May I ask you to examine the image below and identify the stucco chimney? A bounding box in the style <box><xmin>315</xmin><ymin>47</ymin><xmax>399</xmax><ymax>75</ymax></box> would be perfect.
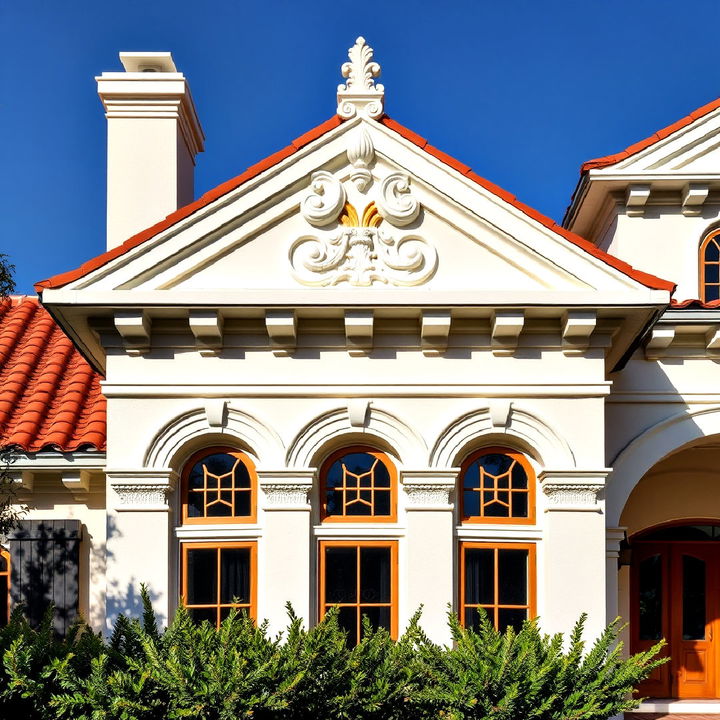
<box><xmin>97</xmin><ymin>52</ymin><xmax>205</xmax><ymax>250</ymax></box>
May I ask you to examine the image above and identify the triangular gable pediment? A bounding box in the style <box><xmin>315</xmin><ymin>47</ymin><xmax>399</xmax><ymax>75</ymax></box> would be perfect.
<box><xmin>40</xmin><ymin>116</ymin><xmax>671</xmax><ymax>305</ymax></box>
<box><xmin>585</xmin><ymin>101</ymin><xmax>720</xmax><ymax>176</ymax></box>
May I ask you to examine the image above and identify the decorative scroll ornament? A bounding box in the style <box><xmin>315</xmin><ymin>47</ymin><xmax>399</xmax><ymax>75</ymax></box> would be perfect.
<box><xmin>347</xmin><ymin>128</ymin><xmax>375</xmax><ymax>191</ymax></box>
<box><xmin>301</xmin><ymin>171</ymin><xmax>347</xmax><ymax>227</ymax></box>
<box><xmin>376</xmin><ymin>173</ymin><xmax>421</xmax><ymax>226</ymax></box>
<box><xmin>262</xmin><ymin>483</ymin><xmax>311</xmax><ymax>507</ymax></box>
<box><xmin>291</xmin><ymin>192</ymin><xmax>437</xmax><ymax>286</ymax></box>
<box><xmin>337</xmin><ymin>37</ymin><xmax>384</xmax><ymax>120</ymax></box>
<box><xmin>113</xmin><ymin>483</ymin><xmax>172</xmax><ymax>510</ymax></box>
<box><xmin>542</xmin><ymin>482</ymin><xmax>604</xmax><ymax>510</ymax></box>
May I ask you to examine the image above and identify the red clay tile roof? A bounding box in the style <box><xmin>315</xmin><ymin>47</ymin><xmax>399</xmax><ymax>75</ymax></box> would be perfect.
<box><xmin>0</xmin><ymin>296</ymin><xmax>106</xmax><ymax>452</ymax></box>
<box><xmin>34</xmin><ymin>115</ymin><xmax>675</xmax><ymax>294</ymax></box>
<box><xmin>670</xmin><ymin>298</ymin><xmax>720</xmax><ymax>309</ymax></box>
<box><xmin>580</xmin><ymin>97</ymin><xmax>720</xmax><ymax>173</ymax></box>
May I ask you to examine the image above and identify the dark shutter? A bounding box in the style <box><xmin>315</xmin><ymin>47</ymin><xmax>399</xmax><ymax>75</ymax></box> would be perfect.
<box><xmin>8</xmin><ymin>519</ymin><xmax>81</xmax><ymax>635</ymax></box>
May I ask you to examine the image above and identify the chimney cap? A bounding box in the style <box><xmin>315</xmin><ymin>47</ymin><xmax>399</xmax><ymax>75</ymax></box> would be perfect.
<box><xmin>119</xmin><ymin>52</ymin><xmax>177</xmax><ymax>73</ymax></box>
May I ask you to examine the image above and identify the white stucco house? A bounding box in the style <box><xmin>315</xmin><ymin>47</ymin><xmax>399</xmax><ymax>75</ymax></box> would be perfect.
<box><xmin>4</xmin><ymin>38</ymin><xmax>720</xmax><ymax>705</ymax></box>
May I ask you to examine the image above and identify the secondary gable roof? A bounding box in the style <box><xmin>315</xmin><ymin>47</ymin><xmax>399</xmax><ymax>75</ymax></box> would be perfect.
<box><xmin>35</xmin><ymin>114</ymin><xmax>674</xmax><ymax>294</ymax></box>
<box><xmin>580</xmin><ymin>96</ymin><xmax>720</xmax><ymax>173</ymax></box>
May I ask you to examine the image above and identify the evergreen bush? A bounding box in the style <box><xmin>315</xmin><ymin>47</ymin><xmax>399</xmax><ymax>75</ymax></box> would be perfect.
<box><xmin>0</xmin><ymin>588</ymin><xmax>665</xmax><ymax>720</ymax></box>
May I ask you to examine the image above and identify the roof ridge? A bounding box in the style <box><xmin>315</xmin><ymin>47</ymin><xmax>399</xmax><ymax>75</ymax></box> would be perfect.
<box><xmin>580</xmin><ymin>96</ymin><xmax>720</xmax><ymax>173</ymax></box>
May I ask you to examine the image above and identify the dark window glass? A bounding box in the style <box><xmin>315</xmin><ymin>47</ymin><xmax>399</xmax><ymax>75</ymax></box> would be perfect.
<box><xmin>498</xmin><ymin>549</ymin><xmax>527</xmax><ymax>606</ymax></box>
<box><xmin>323</xmin><ymin>451</ymin><xmax>394</xmax><ymax>518</ymax></box>
<box><xmin>706</xmin><ymin>285</ymin><xmax>720</xmax><ymax>302</ymax></box>
<box><xmin>0</xmin><ymin>554</ymin><xmax>6</xmax><ymax>572</ymax></box>
<box><xmin>185</xmin><ymin>452</ymin><xmax>253</xmax><ymax>521</ymax></box>
<box><xmin>187</xmin><ymin>548</ymin><xmax>217</xmax><ymax>605</ymax></box>
<box><xmin>337</xmin><ymin>606</ymin><xmax>358</xmax><ymax>644</ymax></box>
<box><xmin>705</xmin><ymin>239</ymin><xmax>720</xmax><ymax>262</ymax></box>
<box><xmin>360</xmin><ymin>547</ymin><xmax>390</xmax><ymax>603</ymax></box>
<box><xmin>362</xmin><ymin>606</ymin><xmax>391</xmax><ymax>637</ymax></box>
<box><xmin>325</xmin><ymin>547</ymin><xmax>357</xmax><ymax>603</ymax></box>
<box><xmin>498</xmin><ymin>607</ymin><xmax>527</xmax><ymax>633</ymax></box>
<box><xmin>683</xmin><ymin>555</ymin><xmax>706</xmax><ymax>641</ymax></box>
<box><xmin>638</xmin><ymin>554</ymin><xmax>663</xmax><ymax>641</ymax></box>
<box><xmin>464</xmin><ymin>607</ymin><xmax>482</xmax><ymax>631</ymax></box>
<box><xmin>706</xmin><ymin>264</ymin><xmax>720</xmax><ymax>284</ymax></box>
<box><xmin>464</xmin><ymin>548</ymin><xmax>494</xmax><ymax>605</ymax></box>
<box><xmin>220</xmin><ymin>548</ymin><xmax>250</xmax><ymax>604</ymax></box>
<box><xmin>512</xmin><ymin>492</ymin><xmax>528</xmax><ymax>518</ymax></box>
<box><xmin>190</xmin><ymin>607</ymin><xmax>216</xmax><ymax>625</ymax></box>
<box><xmin>463</xmin><ymin>490</ymin><xmax>480</xmax><ymax>516</ymax></box>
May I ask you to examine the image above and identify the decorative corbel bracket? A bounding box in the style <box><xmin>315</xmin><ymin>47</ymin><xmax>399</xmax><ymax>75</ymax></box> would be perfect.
<box><xmin>682</xmin><ymin>183</ymin><xmax>710</xmax><ymax>216</ymax></box>
<box><xmin>491</xmin><ymin>311</ymin><xmax>524</xmax><ymax>356</ymax></box>
<box><xmin>189</xmin><ymin>310</ymin><xmax>224</xmax><ymax>357</ymax></box>
<box><xmin>345</xmin><ymin>311</ymin><xmax>373</xmax><ymax>356</ymax></box>
<box><xmin>421</xmin><ymin>311</ymin><xmax>452</xmax><ymax>356</ymax></box>
<box><xmin>115</xmin><ymin>311</ymin><xmax>151</xmax><ymax>356</ymax></box>
<box><xmin>265</xmin><ymin>311</ymin><xmax>297</xmax><ymax>356</ymax></box>
<box><xmin>62</xmin><ymin>470</ymin><xmax>91</xmax><ymax>494</ymax></box>
<box><xmin>645</xmin><ymin>326</ymin><xmax>675</xmax><ymax>359</ymax></box>
<box><xmin>562</xmin><ymin>311</ymin><xmax>596</xmax><ymax>355</ymax></box>
<box><xmin>625</xmin><ymin>184</ymin><xmax>651</xmax><ymax>216</ymax></box>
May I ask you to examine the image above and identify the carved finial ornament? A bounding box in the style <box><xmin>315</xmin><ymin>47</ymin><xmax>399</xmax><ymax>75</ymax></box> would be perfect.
<box><xmin>337</xmin><ymin>37</ymin><xmax>384</xmax><ymax>120</ymax></box>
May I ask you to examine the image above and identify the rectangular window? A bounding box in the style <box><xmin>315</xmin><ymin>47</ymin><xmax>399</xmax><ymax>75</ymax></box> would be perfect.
<box><xmin>460</xmin><ymin>542</ymin><xmax>535</xmax><ymax>632</ymax></box>
<box><xmin>319</xmin><ymin>540</ymin><xmax>397</xmax><ymax>645</ymax></box>
<box><xmin>181</xmin><ymin>542</ymin><xmax>256</xmax><ymax>626</ymax></box>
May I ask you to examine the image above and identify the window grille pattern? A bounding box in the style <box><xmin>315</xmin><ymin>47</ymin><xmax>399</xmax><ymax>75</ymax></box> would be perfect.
<box><xmin>183</xmin><ymin>449</ymin><xmax>256</xmax><ymax>524</ymax></box>
<box><xmin>701</xmin><ymin>232</ymin><xmax>720</xmax><ymax>302</ymax></box>
<box><xmin>319</xmin><ymin>541</ymin><xmax>397</xmax><ymax>645</ymax></box>
<box><xmin>182</xmin><ymin>542</ymin><xmax>255</xmax><ymax>627</ymax></box>
<box><xmin>321</xmin><ymin>448</ymin><xmax>396</xmax><ymax>521</ymax></box>
<box><xmin>460</xmin><ymin>448</ymin><xmax>534</xmax><ymax>524</ymax></box>
<box><xmin>460</xmin><ymin>542</ymin><xmax>535</xmax><ymax>632</ymax></box>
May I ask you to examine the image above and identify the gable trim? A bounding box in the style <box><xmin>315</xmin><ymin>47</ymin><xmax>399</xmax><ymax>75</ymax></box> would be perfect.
<box><xmin>580</xmin><ymin>97</ymin><xmax>720</xmax><ymax>173</ymax></box>
<box><xmin>35</xmin><ymin>114</ymin><xmax>675</xmax><ymax>294</ymax></box>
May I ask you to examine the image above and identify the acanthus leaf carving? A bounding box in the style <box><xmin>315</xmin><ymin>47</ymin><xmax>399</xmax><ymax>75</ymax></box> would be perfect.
<box><xmin>337</xmin><ymin>37</ymin><xmax>384</xmax><ymax>120</ymax></box>
<box><xmin>300</xmin><ymin>171</ymin><xmax>346</xmax><ymax>227</ymax></box>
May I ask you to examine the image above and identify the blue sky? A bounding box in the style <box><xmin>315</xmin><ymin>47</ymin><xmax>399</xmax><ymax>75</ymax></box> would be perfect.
<box><xmin>2</xmin><ymin>0</ymin><xmax>719</xmax><ymax>293</ymax></box>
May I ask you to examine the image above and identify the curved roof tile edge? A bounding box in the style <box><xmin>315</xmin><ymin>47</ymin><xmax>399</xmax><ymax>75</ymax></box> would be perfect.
<box><xmin>35</xmin><ymin>114</ymin><xmax>675</xmax><ymax>294</ymax></box>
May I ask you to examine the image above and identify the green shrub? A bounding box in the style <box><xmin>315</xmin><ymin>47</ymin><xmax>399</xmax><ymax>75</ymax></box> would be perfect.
<box><xmin>0</xmin><ymin>589</ymin><xmax>665</xmax><ymax>720</ymax></box>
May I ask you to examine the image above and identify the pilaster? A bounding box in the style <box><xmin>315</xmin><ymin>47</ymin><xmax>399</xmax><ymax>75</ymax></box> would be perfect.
<box><xmin>258</xmin><ymin>470</ymin><xmax>315</xmax><ymax>634</ymax></box>
<box><xmin>402</xmin><ymin>470</ymin><xmax>457</xmax><ymax>644</ymax></box>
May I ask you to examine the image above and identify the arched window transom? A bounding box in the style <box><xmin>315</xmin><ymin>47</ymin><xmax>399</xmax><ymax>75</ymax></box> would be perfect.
<box><xmin>320</xmin><ymin>447</ymin><xmax>397</xmax><ymax>522</ymax></box>
<box><xmin>182</xmin><ymin>448</ymin><xmax>257</xmax><ymax>524</ymax></box>
<box><xmin>460</xmin><ymin>447</ymin><xmax>535</xmax><ymax>524</ymax></box>
<box><xmin>700</xmin><ymin>231</ymin><xmax>720</xmax><ymax>302</ymax></box>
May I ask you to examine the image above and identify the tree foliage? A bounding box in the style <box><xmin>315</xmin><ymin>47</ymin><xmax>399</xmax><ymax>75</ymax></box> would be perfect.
<box><xmin>0</xmin><ymin>252</ymin><xmax>14</xmax><ymax>299</ymax></box>
<box><xmin>0</xmin><ymin>588</ymin><xmax>666</xmax><ymax>720</ymax></box>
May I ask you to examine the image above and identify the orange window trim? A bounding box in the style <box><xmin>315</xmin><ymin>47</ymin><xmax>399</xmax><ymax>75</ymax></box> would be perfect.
<box><xmin>180</xmin><ymin>541</ymin><xmax>257</xmax><ymax>627</ymax></box>
<box><xmin>459</xmin><ymin>541</ymin><xmax>537</xmax><ymax>629</ymax></box>
<box><xmin>699</xmin><ymin>230</ymin><xmax>720</xmax><ymax>303</ymax></box>
<box><xmin>0</xmin><ymin>548</ymin><xmax>9</xmax><ymax>625</ymax></box>
<box><xmin>319</xmin><ymin>446</ymin><xmax>398</xmax><ymax>523</ymax></box>
<box><xmin>318</xmin><ymin>539</ymin><xmax>398</xmax><ymax>641</ymax></box>
<box><xmin>459</xmin><ymin>446</ymin><xmax>536</xmax><ymax>525</ymax></box>
<box><xmin>181</xmin><ymin>447</ymin><xmax>258</xmax><ymax>525</ymax></box>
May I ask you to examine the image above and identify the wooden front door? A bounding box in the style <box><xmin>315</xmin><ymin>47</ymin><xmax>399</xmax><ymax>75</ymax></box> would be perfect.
<box><xmin>633</xmin><ymin>536</ymin><xmax>720</xmax><ymax>698</ymax></box>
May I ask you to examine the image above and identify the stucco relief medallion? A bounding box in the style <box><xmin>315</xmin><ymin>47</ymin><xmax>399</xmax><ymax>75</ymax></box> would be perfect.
<box><xmin>291</xmin><ymin>171</ymin><xmax>437</xmax><ymax>287</ymax></box>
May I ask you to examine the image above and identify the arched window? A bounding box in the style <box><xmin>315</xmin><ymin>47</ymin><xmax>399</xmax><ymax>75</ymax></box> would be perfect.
<box><xmin>459</xmin><ymin>447</ymin><xmax>535</xmax><ymax>524</ymax></box>
<box><xmin>320</xmin><ymin>447</ymin><xmax>397</xmax><ymax>522</ymax></box>
<box><xmin>700</xmin><ymin>230</ymin><xmax>720</xmax><ymax>302</ymax></box>
<box><xmin>181</xmin><ymin>447</ymin><xmax>257</xmax><ymax>525</ymax></box>
<box><xmin>0</xmin><ymin>548</ymin><xmax>9</xmax><ymax>626</ymax></box>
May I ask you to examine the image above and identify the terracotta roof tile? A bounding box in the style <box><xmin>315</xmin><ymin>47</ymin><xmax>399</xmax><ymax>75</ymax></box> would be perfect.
<box><xmin>0</xmin><ymin>296</ymin><xmax>105</xmax><ymax>452</ymax></box>
<box><xmin>34</xmin><ymin>113</ymin><xmax>674</xmax><ymax>294</ymax></box>
<box><xmin>670</xmin><ymin>298</ymin><xmax>720</xmax><ymax>309</ymax></box>
<box><xmin>580</xmin><ymin>96</ymin><xmax>720</xmax><ymax>173</ymax></box>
